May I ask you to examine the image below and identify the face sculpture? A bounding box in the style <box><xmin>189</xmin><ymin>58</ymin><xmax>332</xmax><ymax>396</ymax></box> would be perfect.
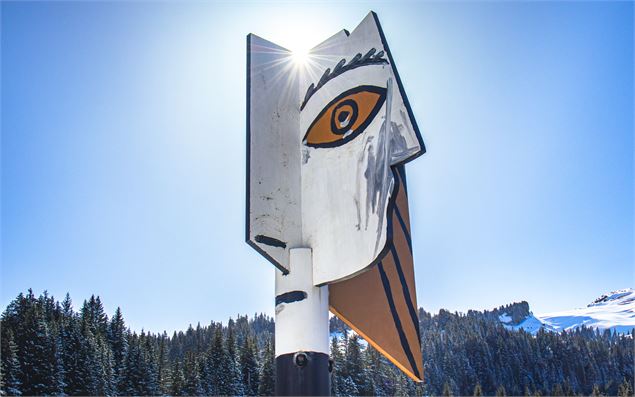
<box><xmin>299</xmin><ymin>17</ymin><xmax>424</xmax><ymax>285</ymax></box>
<box><xmin>247</xmin><ymin>12</ymin><xmax>425</xmax><ymax>381</ymax></box>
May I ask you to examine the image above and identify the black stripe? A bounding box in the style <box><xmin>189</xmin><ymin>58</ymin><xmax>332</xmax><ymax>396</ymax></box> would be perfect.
<box><xmin>275</xmin><ymin>291</ymin><xmax>307</xmax><ymax>305</ymax></box>
<box><xmin>255</xmin><ymin>235</ymin><xmax>287</xmax><ymax>248</ymax></box>
<box><xmin>377</xmin><ymin>261</ymin><xmax>421</xmax><ymax>379</ymax></box>
<box><xmin>394</xmin><ymin>205</ymin><xmax>412</xmax><ymax>254</ymax></box>
<box><xmin>396</xmin><ymin>165</ymin><xmax>408</xmax><ymax>195</ymax></box>
<box><xmin>390</xmin><ymin>246</ymin><xmax>422</xmax><ymax>345</ymax></box>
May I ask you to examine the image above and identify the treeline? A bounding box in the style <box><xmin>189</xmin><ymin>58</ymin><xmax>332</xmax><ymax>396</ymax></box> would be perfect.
<box><xmin>1</xmin><ymin>290</ymin><xmax>633</xmax><ymax>396</ymax></box>
<box><xmin>417</xmin><ymin>307</ymin><xmax>633</xmax><ymax>396</ymax></box>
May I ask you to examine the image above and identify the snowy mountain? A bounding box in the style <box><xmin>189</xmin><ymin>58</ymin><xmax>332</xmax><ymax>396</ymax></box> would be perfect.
<box><xmin>498</xmin><ymin>288</ymin><xmax>635</xmax><ymax>335</ymax></box>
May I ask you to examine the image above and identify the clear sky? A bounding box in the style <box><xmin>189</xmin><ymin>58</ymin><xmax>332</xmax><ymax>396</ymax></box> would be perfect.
<box><xmin>2</xmin><ymin>1</ymin><xmax>633</xmax><ymax>334</ymax></box>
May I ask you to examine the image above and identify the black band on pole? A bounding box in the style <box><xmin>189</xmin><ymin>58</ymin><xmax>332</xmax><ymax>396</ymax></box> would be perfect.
<box><xmin>276</xmin><ymin>351</ymin><xmax>330</xmax><ymax>396</ymax></box>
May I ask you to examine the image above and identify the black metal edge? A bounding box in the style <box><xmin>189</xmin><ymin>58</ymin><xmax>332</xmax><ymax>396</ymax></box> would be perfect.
<box><xmin>246</xmin><ymin>33</ymin><xmax>251</xmax><ymax>245</ymax></box>
<box><xmin>246</xmin><ymin>33</ymin><xmax>290</xmax><ymax>275</ymax></box>
<box><xmin>370</xmin><ymin>11</ymin><xmax>427</xmax><ymax>160</ymax></box>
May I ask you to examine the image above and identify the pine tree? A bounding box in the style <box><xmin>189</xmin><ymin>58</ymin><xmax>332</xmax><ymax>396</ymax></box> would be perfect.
<box><xmin>618</xmin><ymin>378</ymin><xmax>633</xmax><ymax>397</ymax></box>
<box><xmin>81</xmin><ymin>295</ymin><xmax>108</xmax><ymax>337</ymax></box>
<box><xmin>120</xmin><ymin>333</ymin><xmax>144</xmax><ymax>395</ymax></box>
<box><xmin>344</xmin><ymin>334</ymin><xmax>370</xmax><ymax>395</ymax></box>
<box><xmin>258</xmin><ymin>340</ymin><xmax>275</xmax><ymax>396</ymax></box>
<box><xmin>19</xmin><ymin>305</ymin><xmax>64</xmax><ymax>396</ymax></box>
<box><xmin>61</xmin><ymin>320</ymin><xmax>92</xmax><ymax>395</ymax></box>
<box><xmin>330</xmin><ymin>337</ymin><xmax>344</xmax><ymax>396</ymax></box>
<box><xmin>140</xmin><ymin>331</ymin><xmax>160</xmax><ymax>396</ymax></box>
<box><xmin>0</xmin><ymin>330</ymin><xmax>22</xmax><ymax>396</ymax></box>
<box><xmin>108</xmin><ymin>307</ymin><xmax>128</xmax><ymax>394</ymax></box>
<box><xmin>61</xmin><ymin>293</ymin><xmax>73</xmax><ymax>320</ymax></box>
<box><xmin>206</xmin><ymin>327</ymin><xmax>225</xmax><ymax>395</ymax></box>
<box><xmin>95</xmin><ymin>337</ymin><xmax>115</xmax><ymax>396</ymax></box>
<box><xmin>240</xmin><ymin>334</ymin><xmax>260</xmax><ymax>396</ymax></box>
<box><xmin>442</xmin><ymin>381</ymin><xmax>453</xmax><ymax>397</ymax></box>
<box><xmin>340</xmin><ymin>376</ymin><xmax>359</xmax><ymax>397</ymax></box>
<box><xmin>157</xmin><ymin>332</ymin><xmax>171</xmax><ymax>395</ymax></box>
<box><xmin>396</xmin><ymin>373</ymin><xmax>411</xmax><ymax>397</ymax></box>
<box><xmin>182</xmin><ymin>352</ymin><xmax>203</xmax><ymax>396</ymax></box>
<box><xmin>473</xmin><ymin>383</ymin><xmax>483</xmax><ymax>396</ymax></box>
<box><xmin>226</xmin><ymin>321</ymin><xmax>245</xmax><ymax>395</ymax></box>
<box><xmin>170</xmin><ymin>360</ymin><xmax>185</xmax><ymax>396</ymax></box>
<box><xmin>364</xmin><ymin>346</ymin><xmax>391</xmax><ymax>396</ymax></box>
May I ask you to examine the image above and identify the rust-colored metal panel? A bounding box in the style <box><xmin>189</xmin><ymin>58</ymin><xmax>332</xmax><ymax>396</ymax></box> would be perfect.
<box><xmin>329</xmin><ymin>165</ymin><xmax>423</xmax><ymax>382</ymax></box>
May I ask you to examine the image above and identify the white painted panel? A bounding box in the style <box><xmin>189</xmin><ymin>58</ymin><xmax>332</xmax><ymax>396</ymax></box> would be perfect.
<box><xmin>247</xmin><ymin>35</ymin><xmax>301</xmax><ymax>272</ymax></box>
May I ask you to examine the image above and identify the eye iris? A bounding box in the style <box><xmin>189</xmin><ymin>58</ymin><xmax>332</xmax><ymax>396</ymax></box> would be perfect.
<box><xmin>302</xmin><ymin>85</ymin><xmax>387</xmax><ymax>148</ymax></box>
<box><xmin>331</xmin><ymin>99</ymin><xmax>359</xmax><ymax>135</ymax></box>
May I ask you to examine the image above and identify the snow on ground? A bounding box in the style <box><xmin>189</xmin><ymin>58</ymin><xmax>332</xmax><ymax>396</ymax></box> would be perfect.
<box><xmin>498</xmin><ymin>313</ymin><xmax>512</xmax><ymax>323</ymax></box>
<box><xmin>537</xmin><ymin>288</ymin><xmax>635</xmax><ymax>335</ymax></box>
<box><xmin>503</xmin><ymin>314</ymin><xmax>555</xmax><ymax>334</ymax></box>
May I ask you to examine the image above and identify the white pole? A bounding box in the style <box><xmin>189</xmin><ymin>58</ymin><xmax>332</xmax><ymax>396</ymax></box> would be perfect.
<box><xmin>274</xmin><ymin>248</ymin><xmax>330</xmax><ymax>395</ymax></box>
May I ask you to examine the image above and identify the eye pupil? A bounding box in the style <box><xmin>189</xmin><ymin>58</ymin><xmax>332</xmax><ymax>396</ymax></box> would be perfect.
<box><xmin>331</xmin><ymin>99</ymin><xmax>359</xmax><ymax>135</ymax></box>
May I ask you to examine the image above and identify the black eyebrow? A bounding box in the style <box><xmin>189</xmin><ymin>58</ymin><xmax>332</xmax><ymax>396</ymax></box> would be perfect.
<box><xmin>300</xmin><ymin>48</ymin><xmax>389</xmax><ymax>111</ymax></box>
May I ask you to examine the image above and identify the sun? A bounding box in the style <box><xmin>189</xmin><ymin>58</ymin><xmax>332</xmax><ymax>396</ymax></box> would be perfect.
<box><xmin>291</xmin><ymin>47</ymin><xmax>310</xmax><ymax>65</ymax></box>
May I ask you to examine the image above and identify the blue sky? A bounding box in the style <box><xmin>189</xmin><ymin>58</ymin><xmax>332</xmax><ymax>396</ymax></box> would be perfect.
<box><xmin>2</xmin><ymin>1</ymin><xmax>632</xmax><ymax>333</ymax></box>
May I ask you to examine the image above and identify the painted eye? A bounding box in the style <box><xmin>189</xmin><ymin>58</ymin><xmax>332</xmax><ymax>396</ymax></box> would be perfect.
<box><xmin>303</xmin><ymin>85</ymin><xmax>387</xmax><ymax>148</ymax></box>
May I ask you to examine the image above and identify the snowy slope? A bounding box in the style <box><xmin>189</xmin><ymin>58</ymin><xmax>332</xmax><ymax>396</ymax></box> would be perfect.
<box><xmin>499</xmin><ymin>288</ymin><xmax>635</xmax><ymax>335</ymax></box>
<box><xmin>500</xmin><ymin>313</ymin><xmax>555</xmax><ymax>334</ymax></box>
<box><xmin>537</xmin><ymin>288</ymin><xmax>635</xmax><ymax>334</ymax></box>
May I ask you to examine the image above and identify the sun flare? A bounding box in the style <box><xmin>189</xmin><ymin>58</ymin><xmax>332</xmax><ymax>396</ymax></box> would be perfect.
<box><xmin>291</xmin><ymin>47</ymin><xmax>310</xmax><ymax>65</ymax></box>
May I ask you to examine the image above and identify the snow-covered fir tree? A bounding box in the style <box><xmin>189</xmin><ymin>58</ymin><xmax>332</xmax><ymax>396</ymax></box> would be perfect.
<box><xmin>257</xmin><ymin>340</ymin><xmax>275</xmax><ymax>396</ymax></box>
<box><xmin>240</xmin><ymin>334</ymin><xmax>260</xmax><ymax>396</ymax></box>
<box><xmin>0</xmin><ymin>330</ymin><xmax>22</xmax><ymax>396</ymax></box>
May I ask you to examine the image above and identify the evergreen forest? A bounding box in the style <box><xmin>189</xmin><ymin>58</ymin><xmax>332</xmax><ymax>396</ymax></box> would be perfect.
<box><xmin>1</xmin><ymin>290</ymin><xmax>633</xmax><ymax>396</ymax></box>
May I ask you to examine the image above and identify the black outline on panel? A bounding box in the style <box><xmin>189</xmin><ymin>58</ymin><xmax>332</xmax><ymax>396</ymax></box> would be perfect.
<box><xmin>245</xmin><ymin>34</ymin><xmax>289</xmax><ymax>275</ymax></box>
<box><xmin>377</xmin><ymin>261</ymin><xmax>421</xmax><ymax>380</ymax></box>
<box><xmin>303</xmin><ymin>85</ymin><xmax>387</xmax><ymax>149</ymax></box>
<box><xmin>370</xmin><ymin>11</ymin><xmax>426</xmax><ymax>159</ymax></box>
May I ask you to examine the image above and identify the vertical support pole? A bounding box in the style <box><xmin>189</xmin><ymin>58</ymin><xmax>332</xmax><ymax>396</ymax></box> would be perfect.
<box><xmin>275</xmin><ymin>248</ymin><xmax>330</xmax><ymax>396</ymax></box>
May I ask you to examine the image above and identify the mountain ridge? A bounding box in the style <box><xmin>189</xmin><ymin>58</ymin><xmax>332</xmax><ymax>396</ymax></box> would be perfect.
<box><xmin>497</xmin><ymin>288</ymin><xmax>635</xmax><ymax>335</ymax></box>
